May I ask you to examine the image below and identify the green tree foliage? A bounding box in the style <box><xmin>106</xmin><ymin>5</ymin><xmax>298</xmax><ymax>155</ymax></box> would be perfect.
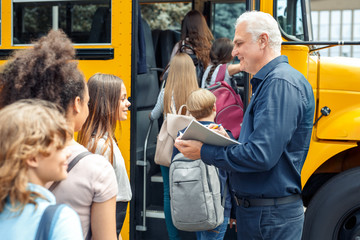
<box><xmin>140</xmin><ymin>3</ymin><xmax>191</xmax><ymax>30</ymax></box>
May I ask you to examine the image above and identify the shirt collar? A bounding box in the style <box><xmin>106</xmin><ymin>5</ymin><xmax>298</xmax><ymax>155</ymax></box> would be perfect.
<box><xmin>250</xmin><ymin>55</ymin><xmax>288</xmax><ymax>91</ymax></box>
<box><xmin>198</xmin><ymin>121</ymin><xmax>214</xmax><ymax>124</ymax></box>
<box><xmin>27</xmin><ymin>182</ymin><xmax>56</xmax><ymax>204</ymax></box>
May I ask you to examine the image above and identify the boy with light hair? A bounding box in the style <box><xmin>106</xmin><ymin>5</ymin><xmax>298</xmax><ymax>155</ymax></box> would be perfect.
<box><xmin>0</xmin><ymin>99</ymin><xmax>83</xmax><ymax>239</ymax></box>
<box><xmin>173</xmin><ymin>89</ymin><xmax>235</xmax><ymax>240</ymax></box>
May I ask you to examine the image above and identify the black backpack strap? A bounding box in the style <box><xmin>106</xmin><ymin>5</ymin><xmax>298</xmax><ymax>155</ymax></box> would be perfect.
<box><xmin>35</xmin><ymin>204</ymin><xmax>65</xmax><ymax>240</ymax></box>
<box><xmin>49</xmin><ymin>151</ymin><xmax>92</xmax><ymax>192</ymax></box>
<box><xmin>66</xmin><ymin>151</ymin><xmax>92</xmax><ymax>172</ymax></box>
<box><xmin>180</xmin><ymin>43</ymin><xmax>195</xmax><ymax>53</ymax></box>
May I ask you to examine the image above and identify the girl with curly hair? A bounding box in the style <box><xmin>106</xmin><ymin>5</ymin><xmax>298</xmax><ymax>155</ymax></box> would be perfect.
<box><xmin>0</xmin><ymin>30</ymin><xmax>118</xmax><ymax>240</ymax></box>
<box><xmin>78</xmin><ymin>73</ymin><xmax>132</xmax><ymax>237</ymax></box>
<box><xmin>0</xmin><ymin>99</ymin><xmax>83</xmax><ymax>239</ymax></box>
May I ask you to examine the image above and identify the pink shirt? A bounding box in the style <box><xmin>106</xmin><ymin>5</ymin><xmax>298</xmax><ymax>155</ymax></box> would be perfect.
<box><xmin>51</xmin><ymin>143</ymin><xmax>118</xmax><ymax>239</ymax></box>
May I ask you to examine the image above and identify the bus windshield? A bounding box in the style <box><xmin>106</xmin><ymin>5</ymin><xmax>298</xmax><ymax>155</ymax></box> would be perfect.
<box><xmin>277</xmin><ymin>0</ymin><xmax>306</xmax><ymax>40</ymax></box>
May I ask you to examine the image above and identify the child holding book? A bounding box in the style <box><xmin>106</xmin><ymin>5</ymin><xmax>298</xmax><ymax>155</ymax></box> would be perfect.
<box><xmin>172</xmin><ymin>89</ymin><xmax>235</xmax><ymax>240</ymax></box>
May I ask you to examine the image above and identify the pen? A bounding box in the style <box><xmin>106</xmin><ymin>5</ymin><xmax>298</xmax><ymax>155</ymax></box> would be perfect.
<box><xmin>211</xmin><ymin>124</ymin><xmax>222</xmax><ymax>130</ymax></box>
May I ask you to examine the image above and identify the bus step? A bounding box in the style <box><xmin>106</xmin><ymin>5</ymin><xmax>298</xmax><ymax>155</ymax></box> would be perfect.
<box><xmin>142</xmin><ymin>205</ymin><xmax>165</xmax><ymax>219</ymax></box>
<box><xmin>150</xmin><ymin>172</ymin><xmax>163</xmax><ymax>183</ymax></box>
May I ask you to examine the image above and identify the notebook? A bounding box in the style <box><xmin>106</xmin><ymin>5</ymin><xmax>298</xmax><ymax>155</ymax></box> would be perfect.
<box><xmin>181</xmin><ymin>119</ymin><xmax>240</xmax><ymax>146</ymax></box>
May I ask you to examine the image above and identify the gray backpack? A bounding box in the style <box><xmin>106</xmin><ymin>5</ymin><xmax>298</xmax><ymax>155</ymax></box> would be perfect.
<box><xmin>169</xmin><ymin>152</ymin><xmax>224</xmax><ymax>231</ymax></box>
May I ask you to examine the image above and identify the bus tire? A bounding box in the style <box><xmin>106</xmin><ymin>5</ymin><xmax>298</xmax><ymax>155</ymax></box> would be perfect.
<box><xmin>302</xmin><ymin>167</ymin><xmax>360</xmax><ymax>240</ymax></box>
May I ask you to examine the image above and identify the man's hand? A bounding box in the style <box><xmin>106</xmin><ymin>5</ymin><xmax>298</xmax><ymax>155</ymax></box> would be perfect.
<box><xmin>229</xmin><ymin>218</ymin><xmax>237</xmax><ymax>232</ymax></box>
<box><xmin>174</xmin><ymin>137</ymin><xmax>203</xmax><ymax>160</ymax></box>
<box><xmin>208</xmin><ymin>124</ymin><xmax>230</xmax><ymax>138</ymax></box>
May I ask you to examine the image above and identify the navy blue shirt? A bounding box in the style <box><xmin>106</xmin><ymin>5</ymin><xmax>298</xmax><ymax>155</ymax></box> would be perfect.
<box><xmin>201</xmin><ymin>56</ymin><xmax>315</xmax><ymax>198</ymax></box>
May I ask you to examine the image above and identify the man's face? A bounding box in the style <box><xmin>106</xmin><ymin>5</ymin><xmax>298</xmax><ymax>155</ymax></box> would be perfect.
<box><xmin>232</xmin><ymin>22</ymin><xmax>263</xmax><ymax>75</ymax></box>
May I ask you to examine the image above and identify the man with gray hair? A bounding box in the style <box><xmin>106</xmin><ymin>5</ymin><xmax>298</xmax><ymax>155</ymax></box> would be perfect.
<box><xmin>175</xmin><ymin>11</ymin><xmax>315</xmax><ymax>239</ymax></box>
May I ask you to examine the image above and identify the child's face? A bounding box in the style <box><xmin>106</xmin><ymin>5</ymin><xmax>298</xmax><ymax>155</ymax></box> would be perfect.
<box><xmin>74</xmin><ymin>84</ymin><xmax>90</xmax><ymax>132</ymax></box>
<box><xmin>35</xmin><ymin>143</ymin><xmax>71</xmax><ymax>186</ymax></box>
<box><xmin>117</xmin><ymin>83</ymin><xmax>131</xmax><ymax>121</ymax></box>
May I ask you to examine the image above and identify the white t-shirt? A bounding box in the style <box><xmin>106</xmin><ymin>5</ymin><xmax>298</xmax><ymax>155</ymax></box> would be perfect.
<box><xmin>92</xmin><ymin>136</ymin><xmax>132</xmax><ymax>202</ymax></box>
<box><xmin>51</xmin><ymin>143</ymin><xmax>118</xmax><ymax>239</ymax></box>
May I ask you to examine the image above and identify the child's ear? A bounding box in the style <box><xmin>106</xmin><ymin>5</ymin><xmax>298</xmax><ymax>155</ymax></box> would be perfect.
<box><xmin>73</xmin><ymin>96</ymin><xmax>81</xmax><ymax>114</ymax></box>
<box><xmin>212</xmin><ymin>104</ymin><xmax>216</xmax><ymax>112</ymax></box>
<box><xmin>26</xmin><ymin>157</ymin><xmax>39</xmax><ymax>168</ymax></box>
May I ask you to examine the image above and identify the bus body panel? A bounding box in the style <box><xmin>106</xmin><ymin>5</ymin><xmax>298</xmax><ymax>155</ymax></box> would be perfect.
<box><xmin>281</xmin><ymin>45</ymin><xmax>309</xmax><ymax>79</ymax></box>
<box><xmin>301</xmin><ymin>139</ymin><xmax>358</xmax><ymax>186</ymax></box>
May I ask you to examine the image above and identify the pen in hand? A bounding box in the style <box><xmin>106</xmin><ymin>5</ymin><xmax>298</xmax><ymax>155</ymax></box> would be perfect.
<box><xmin>211</xmin><ymin>124</ymin><xmax>222</xmax><ymax>130</ymax></box>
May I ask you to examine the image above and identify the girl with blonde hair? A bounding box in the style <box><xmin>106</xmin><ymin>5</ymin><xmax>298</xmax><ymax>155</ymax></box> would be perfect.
<box><xmin>151</xmin><ymin>53</ymin><xmax>199</xmax><ymax>240</ymax></box>
<box><xmin>0</xmin><ymin>99</ymin><xmax>83</xmax><ymax>239</ymax></box>
<box><xmin>151</xmin><ymin>53</ymin><xmax>199</xmax><ymax>119</ymax></box>
<box><xmin>78</xmin><ymin>73</ymin><xmax>132</xmax><ymax>237</ymax></box>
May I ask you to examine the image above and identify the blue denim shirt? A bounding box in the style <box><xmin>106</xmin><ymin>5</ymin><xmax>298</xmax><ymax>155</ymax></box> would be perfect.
<box><xmin>201</xmin><ymin>56</ymin><xmax>315</xmax><ymax>198</ymax></box>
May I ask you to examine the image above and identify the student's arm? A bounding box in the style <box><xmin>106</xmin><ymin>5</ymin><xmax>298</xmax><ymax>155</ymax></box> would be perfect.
<box><xmin>150</xmin><ymin>88</ymin><xmax>164</xmax><ymax>120</ymax></box>
<box><xmin>90</xmin><ymin>156</ymin><xmax>118</xmax><ymax>240</ymax></box>
<box><xmin>170</xmin><ymin>42</ymin><xmax>180</xmax><ymax>59</ymax></box>
<box><xmin>91</xmin><ymin>197</ymin><xmax>117</xmax><ymax>240</ymax></box>
<box><xmin>227</xmin><ymin>63</ymin><xmax>241</xmax><ymax>76</ymax></box>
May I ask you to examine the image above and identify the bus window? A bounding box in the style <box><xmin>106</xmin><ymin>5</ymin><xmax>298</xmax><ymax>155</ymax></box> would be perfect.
<box><xmin>12</xmin><ymin>0</ymin><xmax>111</xmax><ymax>45</ymax></box>
<box><xmin>210</xmin><ymin>2</ymin><xmax>246</xmax><ymax>40</ymax></box>
<box><xmin>277</xmin><ymin>0</ymin><xmax>305</xmax><ymax>40</ymax></box>
<box><xmin>140</xmin><ymin>3</ymin><xmax>191</xmax><ymax>30</ymax></box>
<box><xmin>0</xmin><ymin>0</ymin><xmax>1</xmax><ymax>45</ymax></box>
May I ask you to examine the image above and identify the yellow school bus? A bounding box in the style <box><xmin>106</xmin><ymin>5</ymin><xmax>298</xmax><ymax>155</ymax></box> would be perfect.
<box><xmin>1</xmin><ymin>0</ymin><xmax>360</xmax><ymax>239</ymax></box>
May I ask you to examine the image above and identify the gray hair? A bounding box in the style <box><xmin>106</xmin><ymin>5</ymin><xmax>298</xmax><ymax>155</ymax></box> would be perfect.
<box><xmin>235</xmin><ymin>11</ymin><xmax>282</xmax><ymax>54</ymax></box>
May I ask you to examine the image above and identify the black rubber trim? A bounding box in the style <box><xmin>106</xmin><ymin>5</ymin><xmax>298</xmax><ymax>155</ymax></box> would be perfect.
<box><xmin>76</xmin><ymin>48</ymin><xmax>114</xmax><ymax>60</ymax></box>
<box><xmin>0</xmin><ymin>48</ymin><xmax>114</xmax><ymax>60</ymax></box>
<box><xmin>0</xmin><ymin>50</ymin><xmax>13</xmax><ymax>60</ymax></box>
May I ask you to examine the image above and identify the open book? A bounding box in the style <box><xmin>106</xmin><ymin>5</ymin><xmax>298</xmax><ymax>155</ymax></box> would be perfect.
<box><xmin>181</xmin><ymin>119</ymin><xmax>240</xmax><ymax>146</ymax></box>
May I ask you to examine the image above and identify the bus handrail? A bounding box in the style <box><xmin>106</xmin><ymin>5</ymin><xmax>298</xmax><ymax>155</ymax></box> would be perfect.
<box><xmin>135</xmin><ymin>119</ymin><xmax>153</xmax><ymax>232</ymax></box>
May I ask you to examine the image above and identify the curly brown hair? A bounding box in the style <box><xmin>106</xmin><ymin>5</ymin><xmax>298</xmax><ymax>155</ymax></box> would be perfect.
<box><xmin>181</xmin><ymin>10</ymin><xmax>214</xmax><ymax>68</ymax></box>
<box><xmin>0</xmin><ymin>30</ymin><xmax>85</xmax><ymax>112</ymax></box>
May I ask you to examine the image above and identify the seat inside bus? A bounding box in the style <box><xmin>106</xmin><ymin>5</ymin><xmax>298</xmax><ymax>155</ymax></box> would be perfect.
<box><xmin>135</xmin><ymin>18</ymin><xmax>161</xmax><ymax>175</ymax></box>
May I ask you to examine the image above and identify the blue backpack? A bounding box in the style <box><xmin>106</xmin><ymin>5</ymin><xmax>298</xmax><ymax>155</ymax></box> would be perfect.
<box><xmin>35</xmin><ymin>204</ymin><xmax>65</xmax><ymax>240</ymax></box>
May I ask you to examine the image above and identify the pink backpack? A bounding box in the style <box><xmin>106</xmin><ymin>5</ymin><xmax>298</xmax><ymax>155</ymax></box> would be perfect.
<box><xmin>208</xmin><ymin>64</ymin><xmax>244</xmax><ymax>139</ymax></box>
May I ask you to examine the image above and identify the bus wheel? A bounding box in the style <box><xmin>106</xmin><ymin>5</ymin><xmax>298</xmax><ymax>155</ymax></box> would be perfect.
<box><xmin>302</xmin><ymin>167</ymin><xmax>360</xmax><ymax>240</ymax></box>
